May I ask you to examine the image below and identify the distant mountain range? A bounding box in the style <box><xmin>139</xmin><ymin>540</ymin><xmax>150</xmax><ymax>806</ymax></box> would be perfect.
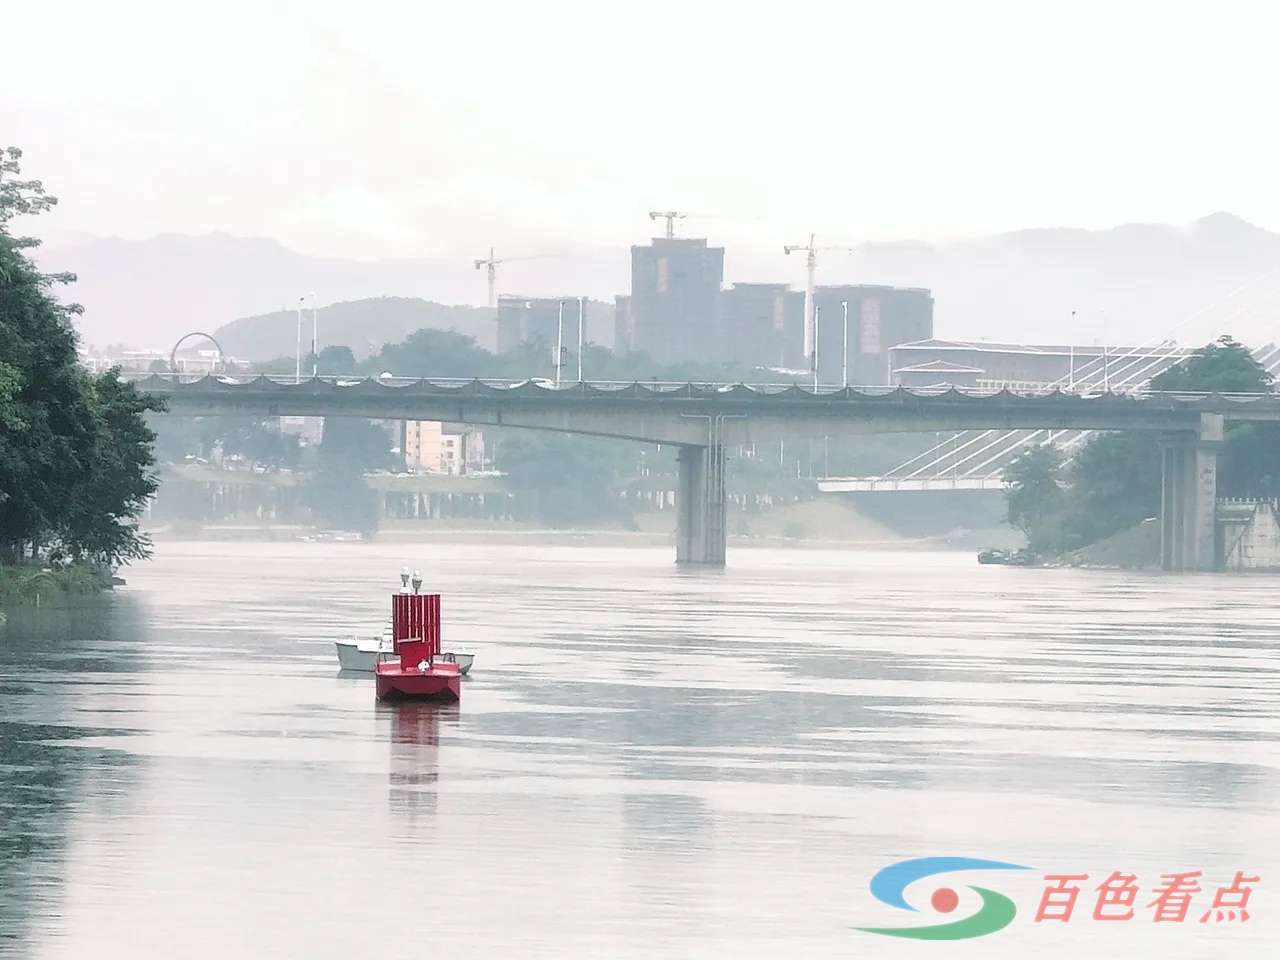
<box><xmin>32</xmin><ymin>213</ymin><xmax>1280</xmax><ymax>355</ymax></box>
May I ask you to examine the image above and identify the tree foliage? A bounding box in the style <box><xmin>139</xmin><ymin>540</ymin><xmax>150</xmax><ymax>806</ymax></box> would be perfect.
<box><xmin>304</xmin><ymin>418</ymin><xmax>396</xmax><ymax>534</ymax></box>
<box><xmin>1004</xmin><ymin>445</ymin><xmax>1065</xmax><ymax>538</ymax></box>
<box><xmin>498</xmin><ymin>432</ymin><xmax>637</xmax><ymax>528</ymax></box>
<box><xmin>0</xmin><ymin>147</ymin><xmax>162</xmax><ymax>568</ymax></box>
<box><xmin>1151</xmin><ymin>335</ymin><xmax>1274</xmax><ymax>393</ymax></box>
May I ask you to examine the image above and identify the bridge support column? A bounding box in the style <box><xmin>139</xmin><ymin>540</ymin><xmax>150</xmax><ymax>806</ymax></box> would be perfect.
<box><xmin>1160</xmin><ymin>413</ymin><xmax>1224</xmax><ymax>572</ymax></box>
<box><xmin>676</xmin><ymin>443</ymin><xmax>726</xmax><ymax>566</ymax></box>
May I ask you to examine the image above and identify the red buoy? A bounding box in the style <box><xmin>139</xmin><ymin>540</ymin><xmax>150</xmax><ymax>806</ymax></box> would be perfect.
<box><xmin>375</xmin><ymin>587</ymin><xmax>461</xmax><ymax>703</ymax></box>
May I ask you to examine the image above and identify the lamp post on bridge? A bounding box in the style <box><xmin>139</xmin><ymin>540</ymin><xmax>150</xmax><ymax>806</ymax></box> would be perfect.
<box><xmin>812</xmin><ymin>306</ymin><xmax>821</xmax><ymax>391</ymax></box>
<box><xmin>1069</xmin><ymin>310</ymin><xmax>1076</xmax><ymax>391</ymax></box>
<box><xmin>555</xmin><ymin>300</ymin><xmax>564</xmax><ymax>388</ymax></box>
<box><xmin>295</xmin><ymin>297</ymin><xmax>304</xmax><ymax>383</ymax></box>
<box><xmin>311</xmin><ymin>292</ymin><xmax>318</xmax><ymax>378</ymax></box>
<box><xmin>841</xmin><ymin>300</ymin><xmax>849</xmax><ymax>389</ymax></box>
<box><xmin>1101</xmin><ymin>306</ymin><xmax>1109</xmax><ymax>391</ymax></box>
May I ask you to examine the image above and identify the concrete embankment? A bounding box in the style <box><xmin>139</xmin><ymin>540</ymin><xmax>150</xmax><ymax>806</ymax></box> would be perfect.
<box><xmin>1054</xmin><ymin>518</ymin><xmax>1162</xmax><ymax>570</ymax></box>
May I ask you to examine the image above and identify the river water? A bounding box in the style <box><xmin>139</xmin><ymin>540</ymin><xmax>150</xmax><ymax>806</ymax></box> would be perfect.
<box><xmin>1</xmin><ymin>542</ymin><xmax>1277</xmax><ymax>959</ymax></box>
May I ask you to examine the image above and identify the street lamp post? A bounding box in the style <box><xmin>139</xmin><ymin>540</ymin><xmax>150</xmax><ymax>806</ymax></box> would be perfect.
<box><xmin>311</xmin><ymin>292</ymin><xmax>318</xmax><ymax>377</ymax></box>
<box><xmin>577</xmin><ymin>296</ymin><xmax>585</xmax><ymax>383</ymax></box>
<box><xmin>1101</xmin><ymin>307</ymin><xmax>1109</xmax><ymax>391</ymax></box>
<box><xmin>294</xmin><ymin>297</ymin><xmax>304</xmax><ymax>383</ymax></box>
<box><xmin>841</xmin><ymin>300</ymin><xmax>849</xmax><ymax>388</ymax></box>
<box><xmin>1068</xmin><ymin>309</ymin><xmax>1076</xmax><ymax>391</ymax></box>
<box><xmin>555</xmin><ymin>300</ymin><xmax>564</xmax><ymax>388</ymax></box>
<box><xmin>812</xmin><ymin>306</ymin><xmax>820</xmax><ymax>391</ymax></box>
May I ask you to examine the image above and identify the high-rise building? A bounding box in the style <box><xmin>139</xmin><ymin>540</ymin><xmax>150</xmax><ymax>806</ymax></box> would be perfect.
<box><xmin>811</xmin><ymin>285</ymin><xmax>934</xmax><ymax>385</ymax></box>
<box><xmin>715</xmin><ymin>283</ymin><xmax>792</xmax><ymax>368</ymax></box>
<box><xmin>629</xmin><ymin>238</ymin><xmax>724</xmax><ymax>364</ymax></box>
<box><xmin>496</xmin><ymin>296</ymin><xmax>585</xmax><ymax>356</ymax></box>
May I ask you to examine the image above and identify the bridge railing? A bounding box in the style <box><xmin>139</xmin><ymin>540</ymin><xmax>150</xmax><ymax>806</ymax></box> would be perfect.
<box><xmin>113</xmin><ymin>371</ymin><xmax>1280</xmax><ymax>402</ymax></box>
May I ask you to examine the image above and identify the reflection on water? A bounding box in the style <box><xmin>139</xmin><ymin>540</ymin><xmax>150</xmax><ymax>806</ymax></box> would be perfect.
<box><xmin>387</xmin><ymin>702</ymin><xmax>459</xmax><ymax>829</ymax></box>
<box><xmin>1</xmin><ymin>542</ymin><xmax>1278</xmax><ymax>958</ymax></box>
<box><xmin>0</xmin><ymin>601</ymin><xmax>146</xmax><ymax>958</ymax></box>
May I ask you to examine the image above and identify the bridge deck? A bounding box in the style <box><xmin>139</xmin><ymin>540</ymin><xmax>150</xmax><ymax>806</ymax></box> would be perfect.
<box><xmin>121</xmin><ymin>373</ymin><xmax>1280</xmax><ymax>446</ymax></box>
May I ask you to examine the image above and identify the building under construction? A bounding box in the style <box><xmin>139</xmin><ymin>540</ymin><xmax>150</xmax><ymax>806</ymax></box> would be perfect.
<box><xmin>627</xmin><ymin>237</ymin><xmax>725</xmax><ymax>365</ymax></box>
<box><xmin>614</xmin><ymin>230</ymin><xmax>933</xmax><ymax>378</ymax></box>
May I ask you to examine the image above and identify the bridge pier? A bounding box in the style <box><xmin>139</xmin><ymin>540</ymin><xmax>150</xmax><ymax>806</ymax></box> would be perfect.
<box><xmin>675</xmin><ymin>443</ymin><xmax>727</xmax><ymax>566</ymax></box>
<box><xmin>1160</xmin><ymin>413</ymin><xmax>1224</xmax><ymax>572</ymax></box>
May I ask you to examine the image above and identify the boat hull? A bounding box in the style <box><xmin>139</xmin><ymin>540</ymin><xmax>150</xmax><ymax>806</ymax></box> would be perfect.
<box><xmin>375</xmin><ymin>664</ymin><xmax>461</xmax><ymax>702</ymax></box>
<box><xmin>336</xmin><ymin>641</ymin><xmax>472</xmax><ymax>675</ymax></box>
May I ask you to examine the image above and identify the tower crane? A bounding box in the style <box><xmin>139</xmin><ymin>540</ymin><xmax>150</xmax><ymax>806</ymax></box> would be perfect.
<box><xmin>648</xmin><ymin>211</ymin><xmax>687</xmax><ymax>239</ymax></box>
<box><xmin>473</xmin><ymin>248</ymin><xmax>567</xmax><ymax>308</ymax></box>
<box><xmin>784</xmin><ymin>234</ymin><xmax>858</xmax><ymax>368</ymax></box>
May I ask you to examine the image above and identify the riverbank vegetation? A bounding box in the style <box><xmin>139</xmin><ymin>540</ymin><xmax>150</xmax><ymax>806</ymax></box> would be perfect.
<box><xmin>0</xmin><ymin>147</ymin><xmax>163</xmax><ymax>601</ymax></box>
<box><xmin>1003</xmin><ymin>336</ymin><xmax>1279</xmax><ymax>554</ymax></box>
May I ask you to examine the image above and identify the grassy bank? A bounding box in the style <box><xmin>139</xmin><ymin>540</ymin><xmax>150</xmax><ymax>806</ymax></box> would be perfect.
<box><xmin>0</xmin><ymin>563</ymin><xmax>118</xmax><ymax>607</ymax></box>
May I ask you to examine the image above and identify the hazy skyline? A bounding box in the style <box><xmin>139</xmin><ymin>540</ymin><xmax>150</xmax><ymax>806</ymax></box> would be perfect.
<box><xmin>6</xmin><ymin>0</ymin><xmax>1280</xmax><ymax>266</ymax></box>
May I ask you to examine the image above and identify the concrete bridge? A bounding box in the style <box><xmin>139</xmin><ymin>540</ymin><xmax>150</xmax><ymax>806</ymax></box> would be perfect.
<box><xmin>125</xmin><ymin>372</ymin><xmax>1280</xmax><ymax>572</ymax></box>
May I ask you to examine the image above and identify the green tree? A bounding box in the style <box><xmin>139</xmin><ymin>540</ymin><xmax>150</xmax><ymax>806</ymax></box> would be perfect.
<box><xmin>1150</xmin><ymin>335</ymin><xmax>1273</xmax><ymax>393</ymax></box>
<box><xmin>1062</xmin><ymin>432</ymin><xmax>1161</xmax><ymax>547</ymax></box>
<box><xmin>499</xmin><ymin>432</ymin><xmax>636</xmax><ymax>528</ymax></box>
<box><xmin>1003</xmin><ymin>444</ymin><xmax>1066</xmax><ymax>550</ymax></box>
<box><xmin>315</xmin><ymin>344</ymin><xmax>358</xmax><ymax>374</ymax></box>
<box><xmin>305</xmin><ymin>419</ymin><xmax>396</xmax><ymax>533</ymax></box>
<box><xmin>365</xmin><ymin>329</ymin><xmax>502</xmax><ymax>378</ymax></box>
<box><xmin>54</xmin><ymin>373</ymin><xmax>164</xmax><ymax>564</ymax></box>
<box><xmin>0</xmin><ymin>146</ymin><xmax>162</xmax><ymax>569</ymax></box>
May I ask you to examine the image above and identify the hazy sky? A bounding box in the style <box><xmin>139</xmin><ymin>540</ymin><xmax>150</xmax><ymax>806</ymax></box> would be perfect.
<box><xmin>4</xmin><ymin>0</ymin><xmax>1278</xmax><ymax>261</ymax></box>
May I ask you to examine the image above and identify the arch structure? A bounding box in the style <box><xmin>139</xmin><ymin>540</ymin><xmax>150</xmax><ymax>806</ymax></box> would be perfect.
<box><xmin>169</xmin><ymin>332</ymin><xmax>225</xmax><ymax>373</ymax></box>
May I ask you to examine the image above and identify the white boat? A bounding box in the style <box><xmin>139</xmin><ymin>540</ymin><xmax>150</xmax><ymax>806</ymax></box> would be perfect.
<box><xmin>335</xmin><ymin>618</ymin><xmax>473</xmax><ymax>675</ymax></box>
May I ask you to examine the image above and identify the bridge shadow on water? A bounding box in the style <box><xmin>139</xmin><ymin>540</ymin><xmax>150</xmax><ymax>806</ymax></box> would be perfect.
<box><xmin>0</xmin><ymin>597</ymin><xmax>149</xmax><ymax>958</ymax></box>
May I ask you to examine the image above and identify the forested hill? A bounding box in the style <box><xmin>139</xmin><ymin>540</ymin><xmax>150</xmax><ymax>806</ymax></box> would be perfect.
<box><xmin>212</xmin><ymin>296</ymin><xmax>616</xmax><ymax>361</ymax></box>
<box><xmin>215</xmin><ymin>298</ymin><xmax>490</xmax><ymax>361</ymax></box>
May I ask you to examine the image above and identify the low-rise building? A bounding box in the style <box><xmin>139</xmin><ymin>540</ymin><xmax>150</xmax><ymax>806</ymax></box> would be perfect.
<box><xmin>888</xmin><ymin>339</ymin><xmax>1191</xmax><ymax>389</ymax></box>
<box><xmin>404</xmin><ymin>421</ymin><xmax>486</xmax><ymax>475</ymax></box>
